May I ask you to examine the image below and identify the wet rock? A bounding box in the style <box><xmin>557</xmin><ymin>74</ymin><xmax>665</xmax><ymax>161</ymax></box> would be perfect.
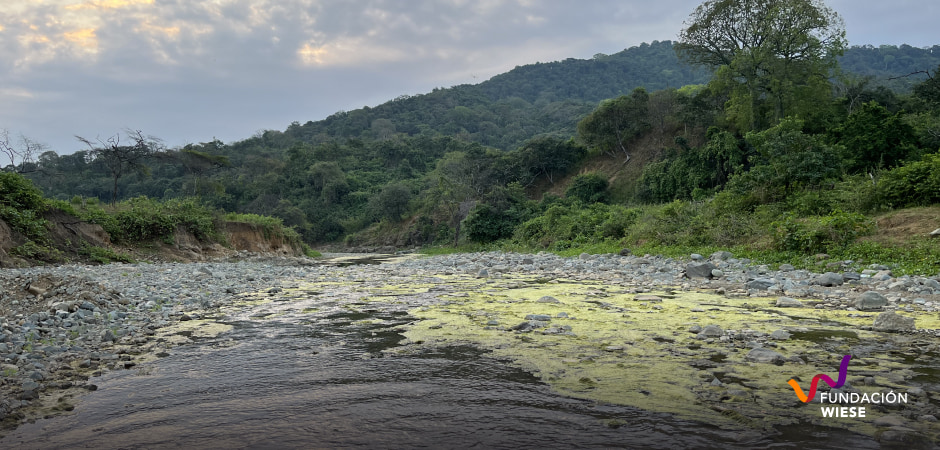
<box><xmin>872</xmin><ymin>311</ymin><xmax>915</xmax><ymax>332</ymax></box>
<box><xmin>855</xmin><ymin>291</ymin><xmax>888</xmax><ymax>310</ymax></box>
<box><xmin>814</xmin><ymin>272</ymin><xmax>844</xmax><ymax>287</ymax></box>
<box><xmin>775</xmin><ymin>297</ymin><xmax>803</xmax><ymax>308</ymax></box>
<box><xmin>686</xmin><ymin>262</ymin><xmax>717</xmax><ymax>279</ymax></box>
<box><xmin>745</xmin><ymin>348</ymin><xmax>785</xmax><ymax>364</ymax></box>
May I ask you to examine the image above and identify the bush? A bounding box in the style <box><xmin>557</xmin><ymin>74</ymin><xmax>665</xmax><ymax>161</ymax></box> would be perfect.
<box><xmin>464</xmin><ymin>204</ymin><xmax>517</xmax><ymax>243</ymax></box>
<box><xmin>771</xmin><ymin>210</ymin><xmax>874</xmax><ymax>253</ymax></box>
<box><xmin>878</xmin><ymin>152</ymin><xmax>940</xmax><ymax>207</ymax></box>
<box><xmin>0</xmin><ymin>172</ymin><xmax>49</xmax><ymax>242</ymax></box>
<box><xmin>565</xmin><ymin>173</ymin><xmax>609</xmax><ymax>203</ymax></box>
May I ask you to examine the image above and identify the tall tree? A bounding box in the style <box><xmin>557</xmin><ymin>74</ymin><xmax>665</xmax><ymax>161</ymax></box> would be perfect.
<box><xmin>676</xmin><ymin>0</ymin><xmax>846</xmax><ymax>131</ymax></box>
<box><xmin>77</xmin><ymin>130</ymin><xmax>162</xmax><ymax>205</ymax></box>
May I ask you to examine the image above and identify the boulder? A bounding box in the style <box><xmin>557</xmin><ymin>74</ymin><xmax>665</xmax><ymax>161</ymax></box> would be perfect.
<box><xmin>686</xmin><ymin>262</ymin><xmax>718</xmax><ymax>279</ymax></box>
<box><xmin>746</xmin><ymin>278</ymin><xmax>774</xmax><ymax>290</ymax></box>
<box><xmin>746</xmin><ymin>348</ymin><xmax>786</xmax><ymax>364</ymax></box>
<box><xmin>855</xmin><ymin>291</ymin><xmax>888</xmax><ymax>310</ymax></box>
<box><xmin>873</xmin><ymin>311</ymin><xmax>915</xmax><ymax>332</ymax></box>
<box><xmin>814</xmin><ymin>272</ymin><xmax>844</xmax><ymax>287</ymax></box>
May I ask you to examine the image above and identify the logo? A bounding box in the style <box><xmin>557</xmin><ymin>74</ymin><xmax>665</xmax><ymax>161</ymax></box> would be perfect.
<box><xmin>787</xmin><ymin>354</ymin><xmax>851</xmax><ymax>403</ymax></box>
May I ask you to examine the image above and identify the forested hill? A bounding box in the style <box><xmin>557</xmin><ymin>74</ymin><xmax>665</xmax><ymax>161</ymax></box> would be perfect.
<box><xmin>285</xmin><ymin>40</ymin><xmax>712</xmax><ymax>151</ymax></box>
<box><xmin>284</xmin><ymin>41</ymin><xmax>940</xmax><ymax>150</ymax></box>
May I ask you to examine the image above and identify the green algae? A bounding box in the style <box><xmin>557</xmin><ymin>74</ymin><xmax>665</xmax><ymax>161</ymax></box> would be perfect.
<box><xmin>400</xmin><ymin>278</ymin><xmax>940</xmax><ymax>440</ymax></box>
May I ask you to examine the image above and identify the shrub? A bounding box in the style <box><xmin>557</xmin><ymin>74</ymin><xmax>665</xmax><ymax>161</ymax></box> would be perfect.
<box><xmin>878</xmin><ymin>152</ymin><xmax>940</xmax><ymax>207</ymax></box>
<box><xmin>565</xmin><ymin>173</ymin><xmax>610</xmax><ymax>203</ymax></box>
<box><xmin>0</xmin><ymin>172</ymin><xmax>49</xmax><ymax>242</ymax></box>
<box><xmin>771</xmin><ymin>210</ymin><xmax>874</xmax><ymax>253</ymax></box>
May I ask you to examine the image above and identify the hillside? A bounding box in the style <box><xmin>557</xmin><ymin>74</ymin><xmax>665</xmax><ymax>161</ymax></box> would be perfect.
<box><xmin>15</xmin><ymin>40</ymin><xmax>940</xmax><ymax>261</ymax></box>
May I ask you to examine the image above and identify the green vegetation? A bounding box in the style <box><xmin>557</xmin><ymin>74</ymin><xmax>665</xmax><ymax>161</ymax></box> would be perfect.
<box><xmin>5</xmin><ymin>1</ymin><xmax>939</xmax><ymax>273</ymax></box>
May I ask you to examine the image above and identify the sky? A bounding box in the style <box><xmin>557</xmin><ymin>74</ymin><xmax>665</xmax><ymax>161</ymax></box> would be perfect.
<box><xmin>1</xmin><ymin>0</ymin><xmax>938</xmax><ymax>158</ymax></box>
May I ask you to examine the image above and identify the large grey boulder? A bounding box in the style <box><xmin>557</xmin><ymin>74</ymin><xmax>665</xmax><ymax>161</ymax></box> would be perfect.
<box><xmin>814</xmin><ymin>272</ymin><xmax>844</xmax><ymax>287</ymax></box>
<box><xmin>873</xmin><ymin>311</ymin><xmax>915</xmax><ymax>332</ymax></box>
<box><xmin>686</xmin><ymin>262</ymin><xmax>718</xmax><ymax>279</ymax></box>
<box><xmin>855</xmin><ymin>291</ymin><xmax>888</xmax><ymax>310</ymax></box>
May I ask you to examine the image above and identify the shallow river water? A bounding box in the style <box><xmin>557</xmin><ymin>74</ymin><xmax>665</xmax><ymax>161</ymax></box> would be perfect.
<box><xmin>0</xmin><ymin>258</ymin><xmax>917</xmax><ymax>449</ymax></box>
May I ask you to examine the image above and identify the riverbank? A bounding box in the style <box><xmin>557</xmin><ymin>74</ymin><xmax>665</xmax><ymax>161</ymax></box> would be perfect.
<box><xmin>1</xmin><ymin>250</ymin><xmax>938</xmax><ymax>446</ymax></box>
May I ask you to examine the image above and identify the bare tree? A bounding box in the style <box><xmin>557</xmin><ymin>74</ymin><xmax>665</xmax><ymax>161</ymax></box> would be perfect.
<box><xmin>1</xmin><ymin>129</ymin><xmax>47</xmax><ymax>173</ymax></box>
<box><xmin>76</xmin><ymin>129</ymin><xmax>162</xmax><ymax>205</ymax></box>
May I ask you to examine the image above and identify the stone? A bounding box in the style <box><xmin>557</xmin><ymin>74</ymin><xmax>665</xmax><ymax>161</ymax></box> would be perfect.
<box><xmin>476</xmin><ymin>269</ymin><xmax>489</xmax><ymax>278</ymax></box>
<box><xmin>746</xmin><ymin>278</ymin><xmax>774</xmax><ymax>290</ymax></box>
<box><xmin>618</xmin><ymin>248</ymin><xmax>632</xmax><ymax>257</ymax></box>
<box><xmin>686</xmin><ymin>262</ymin><xmax>717</xmax><ymax>279</ymax></box>
<box><xmin>710</xmin><ymin>251</ymin><xmax>733</xmax><ymax>261</ymax></box>
<box><xmin>634</xmin><ymin>294</ymin><xmax>662</xmax><ymax>302</ymax></box>
<box><xmin>536</xmin><ymin>296</ymin><xmax>560</xmax><ymax>303</ymax></box>
<box><xmin>855</xmin><ymin>291</ymin><xmax>888</xmax><ymax>310</ymax></box>
<box><xmin>524</xmin><ymin>314</ymin><xmax>552</xmax><ymax>321</ymax></box>
<box><xmin>775</xmin><ymin>297</ymin><xmax>803</xmax><ymax>308</ymax></box>
<box><xmin>779</xmin><ymin>264</ymin><xmax>795</xmax><ymax>272</ymax></box>
<box><xmin>699</xmin><ymin>324</ymin><xmax>723</xmax><ymax>337</ymax></box>
<box><xmin>745</xmin><ymin>348</ymin><xmax>786</xmax><ymax>364</ymax></box>
<box><xmin>770</xmin><ymin>330</ymin><xmax>791</xmax><ymax>340</ymax></box>
<box><xmin>872</xmin><ymin>311</ymin><xmax>915</xmax><ymax>332</ymax></box>
<box><xmin>690</xmin><ymin>253</ymin><xmax>704</xmax><ymax>261</ymax></box>
<box><xmin>711</xmin><ymin>269</ymin><xmax>724</xmax><ymax>278</ymax></box>
<box><xmin>814</xmin><ymin>272</ymin><xmax>844</xmax><ymax>287</ymax></box>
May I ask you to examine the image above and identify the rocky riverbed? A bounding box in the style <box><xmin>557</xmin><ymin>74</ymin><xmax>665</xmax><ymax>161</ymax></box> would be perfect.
<box><xmin>1</xmin><ymin>250</ymin><xmax>939</xmax><ymax>446</ymax></box>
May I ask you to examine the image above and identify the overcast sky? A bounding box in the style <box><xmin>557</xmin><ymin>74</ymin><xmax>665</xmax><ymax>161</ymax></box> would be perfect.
<box><xmin>1</xmin><ymin>0</ymin><xmax>938</xmax><ymax>157</ymax></box>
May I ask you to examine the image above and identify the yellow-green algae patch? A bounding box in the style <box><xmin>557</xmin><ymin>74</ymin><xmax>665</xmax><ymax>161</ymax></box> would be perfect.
<box><xmin>157</xmin><ymin>319</ymin><xmax>233</xmax><ymax>345</ymax></box>
<box><xmin>401</xmin><ymin>281</ymin><xmax>939</xmax><ymax>440</ymax></box>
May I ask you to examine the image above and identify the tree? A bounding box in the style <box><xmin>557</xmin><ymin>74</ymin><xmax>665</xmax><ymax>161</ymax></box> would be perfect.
<box><xmin>77</xmin><ymin>130</ymin><xmax>162</xmax><ymax>205</ymax></box>
<box><xmin>577</xmin><ymin>88</ymin><xmax>650</xmax><ymax>161</ymax></box>
<box><xmin>677</xmin><ymin>0</ymin><xmax>846</xmax><ymax>131</ymax></box>
<box><xmin>1</xmin><ymin>130</ymin><xmax>47</xmax><ymax>174</ymax></box>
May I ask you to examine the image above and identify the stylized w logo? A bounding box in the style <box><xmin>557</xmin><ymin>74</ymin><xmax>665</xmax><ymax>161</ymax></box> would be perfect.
<box><xmin>787</xmin><ymin>355</ymin><xmax>851</xmax><ymax>403</ymax></box>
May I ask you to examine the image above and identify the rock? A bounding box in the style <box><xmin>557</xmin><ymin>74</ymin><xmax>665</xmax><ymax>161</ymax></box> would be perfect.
<box><xmin>776</xmin><ymin>297</ymin><xmax>803</xmax><ymax>308</ymax></box>
<box><xmin>699</xmin><ymin>324</ymin><xmax>723</xmax><ymax>337</ymax></box>
<box><xmin>690</xmin><ymin>253</ymin><xmax>704</xmax><ymax>261</ymax></box>
<box><xmin>873</xmin><ymin>415</ymin><xmax>906</xmax><ymax>427</ymax></box>
<box><xmin>814</xmin><ymin>272</ymin><xmax>844</xmax><ymax>287</ymax></box>
<box><xmin>745</xmin><ymin>348</ymin><xmax>786</xmax><ymax>364</ymax></box>
<box><xmin>556</xmin><ymin>312</ymin><xmax>569</xmax><ymax>318</ymax></box>
<box><xmin>779</xmin><ymin>264</ymin><xmax>795</xmax><ymax>272</ymax></box>
<box><xmin>524</xmin><ymin>314</ymin><xmax>552</xmax><ymax>321</ymax></box>
<box><xmin>618</xmin><ymin>248</ymin><xmax>632</xmax><ymax>257</ymax></box>
<box><xmin>710</xmin><ymin>251</ymin><xmax>733</xmax><ymax>261</ymax></box>
<box><xmin>634</xmin><ymin>294</ymin><xmax>662</xmax><ymax>302</ymax></box>
<box><xmin>770</xmin><ymin>330</ymin><xmax>791</xmax><ymax>340</ymax></box>
<box><xmin>930</xmin><ymin>228</ymin><xmax>940</xmax><ymax>238</ymax></box>
<box><xmin>688</xmin><ymin>324</ymin><xmax>702</xmax><ymax>333</ymax></box>
<box><xmin>872</xmin><ymin>311</ymin><xmax>915</xmax><ymax>332</ymax></box>
<box><xmin>476</xmin><ymin>269</ymin><xmax>489</xmax><ymax>278</ymax></box>
<box><xmin>711</xmin><ymin>269</ymin><xmax>724</xmax><ymax>278</ymax></box>
<box><xmin>855</xmin><ymin>291</ymin><xmax>888</xmax><ymax>310</ymax></box>
<box><xmin>536</xmin><ymin>296</ymin><xmax>560</xmax><ymax>304</ymax></box>
<box><xmin>746</xmin><ymin>278</ymin><xmax>774</xmax><ymax>290</ymax></box>
<box><xmin>686</xmin><ymin>262</ymin><xmax>718</xmax><ymax>279</ymax></box>
<box><xmin>579</xmin><ymin>253</ymin><xmax>591</xmax><ymax>260</ymax></box>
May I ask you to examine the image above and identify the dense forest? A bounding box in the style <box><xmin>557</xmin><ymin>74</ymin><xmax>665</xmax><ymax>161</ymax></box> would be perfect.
<box><xmin>3</xmin><ymin>2</ymin><xmax>940</xmax><ymax>271</ymax></box>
